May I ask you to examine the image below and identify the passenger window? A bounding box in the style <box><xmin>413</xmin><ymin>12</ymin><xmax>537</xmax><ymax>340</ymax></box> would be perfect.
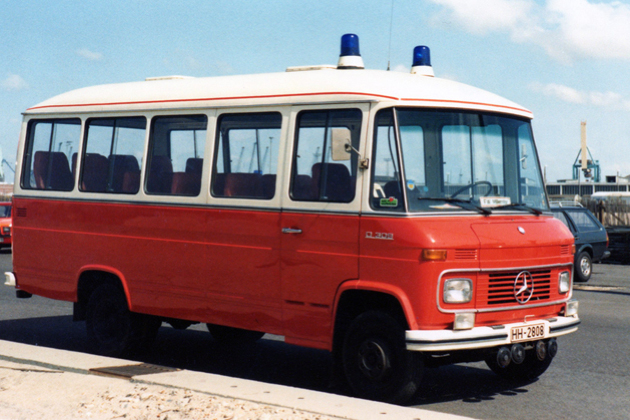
<box><xmin>291</xmin><ymin>109</ymin><xmax>362</xmax><ymax>202</ymax></box>
<box><xmin>22</xmin><ymin>119</ymin><xmax>81</xmax><ymax>191</ymax></box>
<box><xmin>146</xmin><ymin>115</ymin><xmax>207</xmax><ymax>196</ymax></box>
<box><xmin>211</xmin><ymin>112</ymin><xmax>281</xmax><ymax>199</ymax></box>
<box><xmin>82</xmin><ymin>117</ymin><xmax>146</xmax><ymax>194</ymax></box>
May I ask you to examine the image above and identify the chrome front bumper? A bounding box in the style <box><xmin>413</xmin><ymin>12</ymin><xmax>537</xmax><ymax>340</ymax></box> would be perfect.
<box><xmin>406</xmin><ymin>315</ymin><xmax>580</xmax><ymax>352</ymax></box>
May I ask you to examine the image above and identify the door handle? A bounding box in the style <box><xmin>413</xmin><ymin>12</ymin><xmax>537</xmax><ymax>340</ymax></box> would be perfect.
<box><xmin>282</xmin><ymin>227</ymin><xmax>302</xmax><ymax>234</ymax></box>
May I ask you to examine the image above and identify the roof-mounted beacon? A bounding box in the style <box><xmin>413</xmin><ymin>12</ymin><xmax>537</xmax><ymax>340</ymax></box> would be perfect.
<box><xmin>411</xmin><ymin>46</ymin><xmax>434</xmax><ymax>77</ymax></box>
<box><xmin>337</xmin><ymin>34</ymin><xmax>364</xmax><ymax>69</ymax></box>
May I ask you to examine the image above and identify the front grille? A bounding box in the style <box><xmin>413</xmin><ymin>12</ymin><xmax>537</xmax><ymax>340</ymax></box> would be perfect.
<box><xmin>483</xmin><ymin>269</ymin><xmax>552</xmax><ymax>306</ymax></box>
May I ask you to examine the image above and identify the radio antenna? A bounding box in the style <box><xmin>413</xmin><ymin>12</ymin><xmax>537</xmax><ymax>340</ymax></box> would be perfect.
<box><xmin>387</xmin><ymin>0</ymin><xmax>395</xmax><ymax>70</ymax></box>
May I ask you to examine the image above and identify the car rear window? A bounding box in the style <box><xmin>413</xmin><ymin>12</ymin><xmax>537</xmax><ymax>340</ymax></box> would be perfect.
<box><xmin>566</xmin><ymin>210</ymin><xmax>600</xmax><ymax>232</ymax></box>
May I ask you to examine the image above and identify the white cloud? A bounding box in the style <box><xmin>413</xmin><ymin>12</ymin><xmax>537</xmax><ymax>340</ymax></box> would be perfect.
<box><xmin>2</xmin><ymin>74</ymin><xmax>28</xmax><ymax>91</ymax></box>
<box><xmin>76</xmin><ymin>48</ymin><xmax>103</xmax><ymax>61</ymax></box>
<box><xmin>429</xmin><ymin>0</ymin><xmax>536</xmax><ymax>35</ymax></box>
<box><xmin>530</xmin><ymin>82</ymin><xmax>586</xmax><ymax>104</ymax></box>
<box><xmin>428</xmin><ymin>0</ymin><xmax>630</xmax><ymax>63</ymax></box>
<box><xmin>530</xmin><ymin>82</ymin><xmax>630</xmax><ymax>109</ymax></box>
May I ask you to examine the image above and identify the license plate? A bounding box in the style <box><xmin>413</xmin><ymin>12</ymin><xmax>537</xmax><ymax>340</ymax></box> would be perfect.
<box><xmin>510</xmin><ymin>323</ymin><xmax>546</xmax><ymax>343</ymax></box>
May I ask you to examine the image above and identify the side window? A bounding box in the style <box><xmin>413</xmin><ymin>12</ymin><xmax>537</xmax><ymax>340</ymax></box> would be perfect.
<box><xmin>22</xmin><ymin>119</ymin><xmax>81</xmax><ymax>191</ymax></box>
<box><xmin>566</xmin><ymin>210</ymin><xmax>600</xmax><ymax>232</ymax></box>
<box><xmin>211</xmin><ymin>112</ymin><xmax>281</xmax><ymax>199</ymax></box>
<box><xmin>82</xmin><ymin>117</ymin><xmax>146</xmax><ymax>194</ymax></box>
<box><xmin>146</xmin><ymin>115</ymin><xmax>207</xmax><ymax>196</ymax></box>
<box><xmin>371</xmin><ymin>109</ymin><xmax>403</xmax><ymax>211</ymax></box>
<box><xmin>291</xmin><ymin>109</ymin><xmax>362</xmax><ymax>202</ymax></box>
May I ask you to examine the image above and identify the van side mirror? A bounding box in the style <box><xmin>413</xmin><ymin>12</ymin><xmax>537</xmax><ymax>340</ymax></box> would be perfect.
<box><xmin>331</xmin><ymin>128</ymin><xmax>352</xmax><ymax>161</ymax></box>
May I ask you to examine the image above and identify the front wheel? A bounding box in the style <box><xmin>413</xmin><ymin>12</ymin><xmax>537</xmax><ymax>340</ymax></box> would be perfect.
<box><xmin>342</xmin><ymin>311</ymin><xmax>422</xmax><ymax>404</ymax></box>
<box><xmin>575</xmin><ymin>251</ymin><xmax>592</xmax><ymax>282</ymax></box>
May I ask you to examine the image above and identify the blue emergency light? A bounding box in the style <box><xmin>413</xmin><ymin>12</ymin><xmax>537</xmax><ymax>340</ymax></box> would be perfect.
<box><xmin>340</xmin><ymin>34</ymin><xmax>361</xmax><ymax>57</ymax></box>
<box><xmin>411</xmin><ymin>45</ymin><xmax>434</xmax><ymax>76</ymax></box>
<box><xmin>412</xmin><ymin>46</ymin><xmax>431</xmax><ymax>67</ymax></box>
<box><xmin>337</xmin><ymin>34</ymin><xmax>364</xmax><ymax>69</ymax></box>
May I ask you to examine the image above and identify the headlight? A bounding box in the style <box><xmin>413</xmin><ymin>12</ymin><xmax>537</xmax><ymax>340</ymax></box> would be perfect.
<box><xmin>443</xmin><ymin>279</ymin><xmax>473</xmax><ymax>303</ymax></box>
<box><xmin>558</xmin><ymin>271</ymin><xmax>571</xmax><ymax>294</ymax></box>
<box><xmin>2</xmin><ymin>226</ymin><xmax>10</xmax><ymax>235</ymax></box>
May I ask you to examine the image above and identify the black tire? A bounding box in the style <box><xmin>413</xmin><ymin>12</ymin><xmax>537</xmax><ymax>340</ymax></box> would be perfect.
<box><xmin>86</xmin><ymin>283</ymin><xmax>160</xmax><ymax>357</ymax></box>
<box><xmin>341</xmin><ymin>311</ymin><xmax>422</xmax><ymax>404</ymax></box>
<box><xmin>206</xmin><ymin>324</ymin><xmax>265</xmax><ymax>345</ymax></box>
<box><xmin>575</xmin><ymin>251</ymin><xmax>592</xmax><ymax>282</ymax></box>
<box><xmin>485</xmin><ymin>347</ymin><xmax>553</xmax><ymax>382</ymax></box>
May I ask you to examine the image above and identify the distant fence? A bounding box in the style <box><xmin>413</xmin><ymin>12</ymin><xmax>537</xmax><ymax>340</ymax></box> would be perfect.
<box><xmin>582</xmin><ymin>198</ymin><xmax>630</xmax><ymax>227</ymax></box>
<box><xmin>580</xmin><ymin>198</ymin><xmax>630</xmax><ymax>264</ymax></box>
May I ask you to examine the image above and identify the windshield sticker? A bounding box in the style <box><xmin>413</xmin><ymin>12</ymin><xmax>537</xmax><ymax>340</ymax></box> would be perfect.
<box><xmin>407</xmin><ymin>181</ymin><xmax>415</xmax><ymax>190</ymax></box>
<box><xmin>380</xmin><ymin>197</ymin><xmax>398</xmax><ymax>207</ymax></box>
<box><xmin>480</xmin><ymin>197</ymin><xmax>511</xmax><ymax>208</ymax></box>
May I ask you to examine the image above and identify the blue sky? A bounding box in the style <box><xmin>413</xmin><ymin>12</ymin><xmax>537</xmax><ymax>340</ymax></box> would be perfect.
<box><xmin>2</xmin><ymin>0</ymin><xmax>630</xmax><ymax>184</ymax></box>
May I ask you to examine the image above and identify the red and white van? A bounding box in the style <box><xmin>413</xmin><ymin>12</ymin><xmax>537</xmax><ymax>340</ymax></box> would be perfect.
<box><xmin>5</xmin><ymin>34</ymin><xmax>578</xmax><ymax>403</ymax></box>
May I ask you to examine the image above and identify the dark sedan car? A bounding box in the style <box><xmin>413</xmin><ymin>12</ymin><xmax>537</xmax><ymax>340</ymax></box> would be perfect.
<box><xmin>551</xmin><ymin>205</ymin><xmax>610</xmax><ymax>282</ymax></box>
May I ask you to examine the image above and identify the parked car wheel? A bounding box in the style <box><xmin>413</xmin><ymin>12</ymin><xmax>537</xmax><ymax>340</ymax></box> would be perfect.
<box><xmin>575</xmin><ymin>251</ymin><xmax>592</xmax><ymax>282</ymax></box>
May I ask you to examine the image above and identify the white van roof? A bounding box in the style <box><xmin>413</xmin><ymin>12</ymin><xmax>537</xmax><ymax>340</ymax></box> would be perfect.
<box><xmin>26</xmin><ymin>68</ymin><xmax>532</xmax><ymax>118</ymax></box>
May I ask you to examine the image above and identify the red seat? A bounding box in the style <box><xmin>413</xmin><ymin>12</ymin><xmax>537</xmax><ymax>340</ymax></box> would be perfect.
<box><xmin>224</xmin><ymin>173</ymin><xmax>261</xmax><ymax>198</ymax></box>
<box><xmin>171</xmin><ymin>172</ymin><xmax>201</xmax><ymax>196</ymax></box>
<box><xmin>33</xmin><ymin>151</ymin><xmax>74</xmax><ymax>191</ymax></box>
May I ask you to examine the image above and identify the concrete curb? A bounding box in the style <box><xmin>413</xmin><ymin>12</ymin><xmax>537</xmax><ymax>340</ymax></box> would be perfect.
<box><xmin>0</xmin><ymin>339</ymin><xmax>476</xmax><ymax>420</ymax></box>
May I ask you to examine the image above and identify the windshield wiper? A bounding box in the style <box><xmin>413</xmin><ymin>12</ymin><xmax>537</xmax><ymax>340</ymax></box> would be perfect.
<box><xmin>418</xmin><ymin>197</ymin><xmax>492</xmax><ymax>215</ymax></box>
<box><xmin>493</xmin><ymin>203</ymin><xmax>543</xmax><ymax>215</ymax></box>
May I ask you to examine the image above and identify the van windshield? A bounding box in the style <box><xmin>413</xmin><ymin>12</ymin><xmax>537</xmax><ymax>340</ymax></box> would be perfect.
<box><xmin>371</xmin><ymin>108</ymin><xmax>548</xmax><ymax>213</ymax></box>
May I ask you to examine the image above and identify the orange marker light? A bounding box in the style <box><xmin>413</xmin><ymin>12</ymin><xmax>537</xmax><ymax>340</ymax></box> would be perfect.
<box><xmin>421</xmin><ymin>249</ymin><xmax>447</xmax><ymax>261</ymax></box>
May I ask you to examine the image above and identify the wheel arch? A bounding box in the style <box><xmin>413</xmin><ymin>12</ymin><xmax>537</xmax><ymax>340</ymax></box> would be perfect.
<box><xmin>332</xmin><ymin>280</ymin><xmax>417</xmax><ymax>355</ymax></box>
<box><xmin>73</xmin><ymin>265</ymin><xmax>131</xmax><ymax>321</ymax></box>
<box><xmin>576</xmin><ymin>245</ymin><xmax>593</xmax><ymax>258</ymax></box>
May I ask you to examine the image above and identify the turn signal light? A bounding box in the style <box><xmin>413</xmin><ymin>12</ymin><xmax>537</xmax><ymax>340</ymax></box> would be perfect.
<box><xmin>422</xmin><ymin>249</ymin><xmax>447</xmax><ymax>261</ymax></box>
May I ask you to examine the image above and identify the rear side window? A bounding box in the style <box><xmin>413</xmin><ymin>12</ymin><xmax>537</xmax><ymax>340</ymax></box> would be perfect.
<box><xmin>22</xmin><ymin>119</ymin><xmax>81</xmax><ymax>191</ymax></box>
<box><xmin>211</xmin><ymin>112</ymin><xmax>281</xmax><ymax>200</ymax></box>
<box><xmin>291</xmin><ymin>109</ymin><xmax>362</xmax><ymax>202</ymax></box>
<box><xmin>566</xmin><ymin>209</ymin><xmax>600</xmax><ymax>232</ymax></box>
<box><xmin>82</xmin><ymin>117</ymin><xmax>146</xmax><ymax>194</ymax></box>
<box><xmin>146</xmin><ymin>115</ymin><xmax>207</xmax><ymax>196</ymax></box>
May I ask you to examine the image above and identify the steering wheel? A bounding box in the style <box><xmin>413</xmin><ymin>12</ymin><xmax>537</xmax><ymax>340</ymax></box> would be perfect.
<box><xmin>449</xmin><ymin>180</ymin><xmax>493</xmax><ymax>198</ymax></box>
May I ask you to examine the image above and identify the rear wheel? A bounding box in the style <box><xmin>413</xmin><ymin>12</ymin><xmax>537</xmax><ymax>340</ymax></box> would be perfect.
<box><xmin>575</xmin><ymin>251</ymin><xmax>592</xmax><ymax>282</ymax></box>
<box><xmin>342</xmin><ymin>311</ymin><xmax>422</xmax><ymax>404</ymax></box>
<box><xmin>86</xmin><ymin>283</ymin><xmax>160</xmax><ymax>357</ymax></box>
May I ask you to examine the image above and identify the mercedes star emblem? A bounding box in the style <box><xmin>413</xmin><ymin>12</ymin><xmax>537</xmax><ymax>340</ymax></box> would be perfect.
<box><xmin>514</xmin><ymin>271</ymin><xmax>534</xmax><ymax>304</ymax></box>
